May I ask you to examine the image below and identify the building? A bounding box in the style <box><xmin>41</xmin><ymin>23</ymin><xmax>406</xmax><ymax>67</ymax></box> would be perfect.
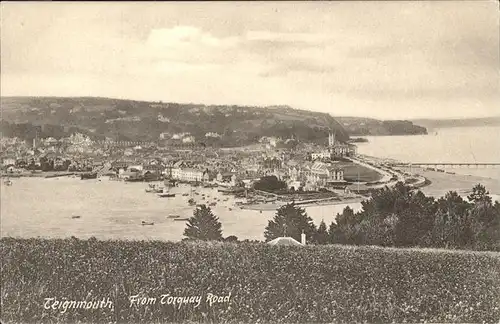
<box><xmin>171</xmin><ymin>167</ymin><xmax>204</xmax><ymax>182</ymax></box>
<box><xmin>328</xmin><ymin>132</ymin><xmax>356</xmax><ymax>157</ymax></box>
<box><xmin>216</xmin><ymin>172</ymin><xmax>238</xmax><ymax>186</ymax></box>
<box><xmin>119</xmin><ymin>169</ymin><xmax>141</xmax><ymax>180</ymax></box>
<box><xmin>205</xmin><ymin>132</ymin><xmax>221</xmax><ymax>138</ymax></box>
<box><xmin>182</xmin><ymin>136</ymin><xmax>195</xmax><ymax>144</ymax></box>
<box><xmin>202</xmin><ymin>170</ymin><xmax>218</xmax><ymax>182</ymax></box>
<box><xmin>310</xmin><ymin>151</ymin><xmax>332</xmax><ymax>161</ymax></box>
<box><xmin>305</xmin><ymin>161</ymin><xmax>345</xmax><ymax>190</ymax></box>
<box><xmin>2</xmin><ymin>157</ymin><xmax>16</xmax><ymax>167</ymax></box>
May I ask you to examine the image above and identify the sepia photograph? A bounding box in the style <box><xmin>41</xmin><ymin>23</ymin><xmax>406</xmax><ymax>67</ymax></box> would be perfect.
<box><xmin>1</xmin><ymin>1</ymin><xmax>499</xmax><ymax>323</ymax></box>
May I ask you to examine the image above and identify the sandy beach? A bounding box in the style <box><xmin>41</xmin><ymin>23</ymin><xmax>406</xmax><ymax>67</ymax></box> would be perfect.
<box><xmin>415</xmin><ymin>168</ymin><xmax>500</xmax><ymax>199</ymax></box>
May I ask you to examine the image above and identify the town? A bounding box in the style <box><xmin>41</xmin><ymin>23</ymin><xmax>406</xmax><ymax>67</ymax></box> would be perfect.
<box><xmin>0</xmin><ymin>130</ymin><xmax>427</xmax><ymax>208</ymax></box>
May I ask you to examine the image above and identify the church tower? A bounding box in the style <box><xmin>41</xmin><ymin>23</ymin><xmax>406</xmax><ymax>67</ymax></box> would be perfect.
<box><xmin>328</xmin><ymin>131</ymin><xmax>336</xmax><ymax>147</ymax></box>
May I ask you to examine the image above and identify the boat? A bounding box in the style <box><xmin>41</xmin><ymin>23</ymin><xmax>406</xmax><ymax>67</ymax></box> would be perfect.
<box><xmin>4</xmin><ymin>179</ymin><xmax>13</xmax><ymax>186</ymax></box>
<box><xmin>168</xmin><ymin>215</ymin><xmax>181</xmax><ymax>219</ymax></box>
<box><xmin>188</xmin><ymin>198</ymin><xmax>196</xmax><ymax>206</ymax></box>
<box><xmin>228</xmin><ymin>208</ymin><xmax>232</xmax><ymax>211</ymax></box>
<box><xmin>173</xmin><ymin>218</ymin><xmax>190</xmax><ymax>221</ymax></box>
<box><xmin>182</xmin><ymin>193</ymin><xmax>189</xmax><ymax>196</ymax></box>
<box><xmin>158</xmin><ymin>193</ymin><xmax>176</xmax><ymax>198</ymax></box>
<box><xmin>80</xmin><ymin>173</ymin><xmax>97</xmax><ymax>180</ymax></box>
<box><xmin>71</xmin><ymin>215</ymin><xmax>81</xmax><ymax>219</ymax></box>
<box><xmin>209</xmin><ymin>202</ymin><xmax>217</xmax><ymax>206</ymax></box>
<box><xmin>141</xmin><ymin>221</ymin><xmax>154</xmax><ymax>225</ymax></box>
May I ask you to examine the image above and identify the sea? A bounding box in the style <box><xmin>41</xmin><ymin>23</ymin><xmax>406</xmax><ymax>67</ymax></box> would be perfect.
<box><xmin>1</xmin><ymin>126</ymin><xmax>499</xmax><ymax>241</ymax></box>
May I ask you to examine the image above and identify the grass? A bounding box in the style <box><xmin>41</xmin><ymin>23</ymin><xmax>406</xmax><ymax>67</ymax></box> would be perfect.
<box><xmin>1</xmin><ymin>238</ymin><xmax>499</xmax><ymax>323</ymax></box>
<box><xmin>339</xmin><ymin>163</ymin><xmax>383</xmax><ymax>182</ymax></box>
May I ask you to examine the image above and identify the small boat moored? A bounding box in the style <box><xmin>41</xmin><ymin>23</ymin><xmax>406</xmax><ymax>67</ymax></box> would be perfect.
<box><xmin>141</xmin><ymin>221</ymin><xmax>154</xmax><ymax>226</ymax></box>
<box><xmin>158</xmin><ymin>193</ymin><xmax>176</xmax><ymax>198</ymax></box>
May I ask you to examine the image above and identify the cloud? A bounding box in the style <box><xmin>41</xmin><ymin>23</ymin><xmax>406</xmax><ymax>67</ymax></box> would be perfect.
<box><xmin>1</xmin><ymin>1</ymin><xmax>498</xmax><ymax>119</ymax></box>
<box><xmin>147</xmin><ymin>26</ymin><xmax>239</xmax><ymax>49</ymax></box>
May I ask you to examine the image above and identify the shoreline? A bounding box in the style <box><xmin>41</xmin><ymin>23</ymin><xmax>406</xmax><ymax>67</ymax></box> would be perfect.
<box><xmin>239</xmin><ymin>197</ymin><xmax>365</xmax><ymax>211</ymax></box>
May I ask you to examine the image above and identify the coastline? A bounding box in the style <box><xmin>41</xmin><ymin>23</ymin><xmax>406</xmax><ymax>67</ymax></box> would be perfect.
<box><xmin>239</xmin><ymin>197</ymin><xmax>365</xmax><ymax>211</ymax></box>
<box><xmin>415</xmin><ymin>168</ymin><xmax>500</xmax><ymax>198</ymax></box>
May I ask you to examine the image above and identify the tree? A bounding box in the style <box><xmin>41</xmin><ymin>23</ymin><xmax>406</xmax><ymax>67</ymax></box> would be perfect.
<box><xmin>253</xmin><ymin>175</ymin><xmax>287</xmax><ymax>192</ymax></box>
<box><xmin>466</xmin><ymin>186</ymin><xmax>498</xmax><ymax>249</ymax></box>
<box><xmin>428</xmin><ymin>191</ymin><xmax>471</xmax><ymax>248</ymax></box>
<box><xmin>467</xmin><ymin>184</ymin><xmax>492</xmax><ymax>204</ymax></box>
<box><xmin>264</xmin><ymin>203</ymin><xmax>316</xmax><ymax>243</ymax></box>
<box><xmin>315</xmin><ymin>220</ymin><xmax>329</xmax><ymax>244</ymax></box>
<box><xmin>329</xmin><ymin>206</ymin><xmax>358</xmax><ymax>244</ymax></box>
<box><xmin>183</xmin><ymin>205</ymin><xmax>223</xmax><ymax>241</ymax></box>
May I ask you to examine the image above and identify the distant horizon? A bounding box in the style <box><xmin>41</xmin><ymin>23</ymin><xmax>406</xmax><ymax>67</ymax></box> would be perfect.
<box><xmin>2</xmin><ymin>2</ymin><xmax>499</xmax><ymax>120</ymax></box>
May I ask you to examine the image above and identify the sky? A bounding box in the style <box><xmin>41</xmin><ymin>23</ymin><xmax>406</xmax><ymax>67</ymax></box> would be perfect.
<box><xmin>1</xmin><ymin>1</ymin><xmax>499</xmax><ymax>120</ymax></box>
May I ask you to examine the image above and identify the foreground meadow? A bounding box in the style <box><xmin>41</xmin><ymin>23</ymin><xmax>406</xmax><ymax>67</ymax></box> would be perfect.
<box><xmin>1</xmin><ymin>237</ymin><xmax>499</xmax><ymax>323</ymax></box>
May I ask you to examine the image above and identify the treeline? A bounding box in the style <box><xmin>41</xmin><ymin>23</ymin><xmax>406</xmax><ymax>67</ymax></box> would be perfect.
<box><xmin>326</xmin><ymin>183</ymin><xmax>498</xmax><ymax>251</ymax></box>
<box><xmin>184</xmin><ymin>182</ymin><xmax>499</xmax><ymax>251</ymax></box>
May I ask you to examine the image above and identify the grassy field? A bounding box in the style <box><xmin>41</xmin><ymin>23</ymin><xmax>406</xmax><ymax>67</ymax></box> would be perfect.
<box><xmin>339</xmin><ymin>163</ymin><xmax>383</xmax><ymax>182</ymax></box>
<box><xmin>1</xmin><ymin>238</ymin><xmax>499</xmax><ymax>323</ymax></box>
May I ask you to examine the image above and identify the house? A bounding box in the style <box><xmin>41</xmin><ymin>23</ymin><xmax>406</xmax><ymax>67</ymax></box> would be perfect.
<box><xmin>111</xmin><ymin>161</ymin><xmax>129</xmax><ymax>170</ymax></box>
<box><xmin>2</xmin><ymin>157</ymin><xmax>16</xmax><ymax>167</ymax></box>
<box><xmin>128</xmin><ymin>165</ymin><xmax>143</xmax><ymax>172</ymax></box>
<box><xmin>305</xmin><ymin>161</ymin><xmax>345</xmax><ymax>190</ymax></box>
<box><xmin>205</xmin><ymin>132</ymin><xmax>221</xmax><ymax>138</ymax></box>
<box><xmin>182</xmin><ymin>136</ymin><xmax>195</xmax><ymax>143</ymax></box>
<box><xmin>287</xmin><ymin>180</ymin><xmax>302</xmax><ymax>191</ymax></box>
<box><xmin>202</xmin><ymin>170</ymin><xmax>218</xmax><ymax>182</ymax></box>
<box><xmin>5</xmin><ymin>165</ymin><xmax>21</xmax><ymax>173</ymax></box>
<box><xmin>119</xmin><ymin>170</ymin><xmax>141</xmax><ymax>180</ymax></box>
<box><xmin>217</xmin><ymin>172</ymin><xmax>238</xmax><ymax>186</ymax></box>
<box><xmin>267</xmin><ymin>237</ymin><xmax>303</xmax><ymax>246</ymax></box>
<box><xmin>262</xmin><ymin>157</ymin><xmax>282</xmax><ymax>169</ymax></box>
<box><xmin>347</xmin><ymin>144</ymin><xmax>357</xmax><ymax>156</ymax></box>
<box><xmin>310</xmin><ymin>151</ymin><xmax>332</xmax><ymax>161</ymax></box>
<box><xmin>143</xmin><ymin>164</ymin><xmax>164</xmax><ymax>175</ymax></box>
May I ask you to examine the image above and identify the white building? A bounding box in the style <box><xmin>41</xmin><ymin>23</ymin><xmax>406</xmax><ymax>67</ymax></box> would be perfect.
<box><xmin>171</xmin><ymin>167</ymin><xmax>204</xmax><ymax>182</ymax></box>
<box><xmin>305</xmin><ymin>161</ymin><xmax>345</xmax><ymax>190</ymax></box>
<box><xmin>2</xmin><ymin>158</ymin><xmax>16</xmax><ymax>167</ymax></box>
<box><xmin>311</xmin><ymin>151</ymin><xmax>332</xmax><ymax>160</ymax></box>
<box><xmin>159</xmin><ymin>132</ymin><xmax>171</xmax><ymax>140</ymax></box>
<box><xmin>182</xmin><ymin>136</ymin><xmax>195</xmax><ymax>143</ymax></box>
<box><xmin>205</xmin><ymin>132</ymin><xmax>221</xmax><ymax>138</ymax></box>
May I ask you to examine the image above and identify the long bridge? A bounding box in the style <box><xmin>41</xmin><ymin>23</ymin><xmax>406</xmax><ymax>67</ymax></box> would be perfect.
<box><xmin>390</xmin><ymin>162</ymin><xmax>500</xmax><ymax>169</ymax></box>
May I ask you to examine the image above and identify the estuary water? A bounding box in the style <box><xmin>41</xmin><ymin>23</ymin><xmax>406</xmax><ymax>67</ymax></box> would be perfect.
<box><xmin>0</xmin><ymin>178</ymin><xmax>358</xmax><ymax>241</ymax></box>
